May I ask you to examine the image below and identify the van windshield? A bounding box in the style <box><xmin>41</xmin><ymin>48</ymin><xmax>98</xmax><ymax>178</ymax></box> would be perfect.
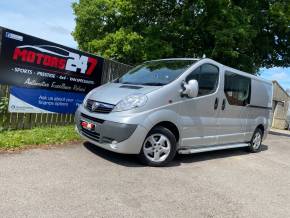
<box><xmin>115</xmin><ymin>60</ymin><xmax>196</xmax><ymax>86</ymax></box>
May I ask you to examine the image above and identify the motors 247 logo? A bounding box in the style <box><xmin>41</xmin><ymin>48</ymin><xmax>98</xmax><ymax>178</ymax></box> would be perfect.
<box><xmin>12</xmin><ymin>45</ymin><xmax>98</xmax><ymax>76</ymax></box>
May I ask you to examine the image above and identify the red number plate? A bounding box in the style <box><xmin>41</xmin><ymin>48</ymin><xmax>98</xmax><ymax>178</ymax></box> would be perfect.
<box><xmin>80</xmin><ymin>120</ymin><xmax>95</xmax><ymax>131</ymax></box>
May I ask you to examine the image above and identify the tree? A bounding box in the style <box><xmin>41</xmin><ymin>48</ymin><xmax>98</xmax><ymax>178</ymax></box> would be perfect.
<box><xmin>72</xmin><ymin>0</ymin><xmax>289</xmax><ymax>73</ymax></box>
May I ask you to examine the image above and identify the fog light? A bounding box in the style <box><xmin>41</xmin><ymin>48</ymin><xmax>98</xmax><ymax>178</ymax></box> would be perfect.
<box><xmin>110</xmin><ymin>141</ymin><xmax>118</xmax><ymax>149</ymax></box>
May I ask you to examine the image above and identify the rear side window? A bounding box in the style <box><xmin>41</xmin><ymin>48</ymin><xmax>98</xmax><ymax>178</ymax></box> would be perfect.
<box><xmin>186</xmin><ymin>64</ymin><xmax>219</xmax><ymax>96</ymax></box>
<box><xmin>224</xmin><ymin>71</ymin><xmax>251</xmax><ymax>106</ymax></box>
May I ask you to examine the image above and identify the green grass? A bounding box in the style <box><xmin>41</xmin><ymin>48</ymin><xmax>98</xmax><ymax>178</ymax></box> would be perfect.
<box><xmin>0</xmin><ymin>125</ymin><xmax>81</xmax><ymax>150</ymax></box>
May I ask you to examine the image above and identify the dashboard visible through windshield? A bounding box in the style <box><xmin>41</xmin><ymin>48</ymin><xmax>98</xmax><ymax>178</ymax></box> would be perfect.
<box><xmin>115</xmin><ymin>59</ymin><xmax>196</xmax><ymax>86</ymax></box>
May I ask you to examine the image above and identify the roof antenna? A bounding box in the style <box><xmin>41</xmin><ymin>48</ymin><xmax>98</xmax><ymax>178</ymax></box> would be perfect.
<box><xmin>202</xmin><ymin>54</ymin><xmax>206</xmax><ymax>58</ymax></box>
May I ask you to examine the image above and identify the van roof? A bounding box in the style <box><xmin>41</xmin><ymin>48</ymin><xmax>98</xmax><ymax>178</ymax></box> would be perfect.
<box><xmin>147</xmin><ymin>58</ymin><xmax>272</xmax><ymax>85</ymax></box>
<box><xmin>146</xmin><ymin>58</ymin><xmax>200</xmax><ymax>62</ymax></box>
<box><xmin>218</xmin><ymin>62</ymin><xmax>272</xmax><ymax>85</ymax></box>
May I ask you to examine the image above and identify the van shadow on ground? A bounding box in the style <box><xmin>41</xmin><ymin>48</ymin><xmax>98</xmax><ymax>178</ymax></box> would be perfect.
<box><xmin>83</xmin><ymin>142</ymin><xmax>268</xmax><ymax>168</ymax></box>
<box><xmin>269</xmin><ymin>131</ymin><xmax>290</xmax><ymax>138</ymax></box>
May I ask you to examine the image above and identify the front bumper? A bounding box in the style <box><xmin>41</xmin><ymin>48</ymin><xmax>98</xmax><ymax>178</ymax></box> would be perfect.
<box><xmin>75</xmin><ymin>110</ymin><xmax>148</xmax><ymax>154</ymax></box>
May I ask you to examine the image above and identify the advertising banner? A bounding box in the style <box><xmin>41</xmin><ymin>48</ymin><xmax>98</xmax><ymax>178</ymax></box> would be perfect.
<box><xmin>0</xmin><ymin>27</ymin><xmax>104</xmax><ymax>93</ymax></box>
<box><xmin>9</xmin><ymin>86</ymin><xmax>85</xmax><ymax>114</ymax></box>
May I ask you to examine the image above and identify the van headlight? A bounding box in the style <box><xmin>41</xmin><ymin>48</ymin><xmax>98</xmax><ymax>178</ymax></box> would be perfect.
<box><xmin>83</xmin><ymin>96</ymin><xmax>88</xmax><ymax>107</ymax></box>
<box><xmin>82</xmin><ymin>89</ymin><xmax>95</xmax><ymax>107</ymax></box>
<box><xmin>113</xmin><ymin>94</ymin><xmax>147</xmax><ymax>112</ymax></box>
<box><xmin>82</xmin><ymin>95</ymin><xmax>90</xmax><ymax>108</ymax></box>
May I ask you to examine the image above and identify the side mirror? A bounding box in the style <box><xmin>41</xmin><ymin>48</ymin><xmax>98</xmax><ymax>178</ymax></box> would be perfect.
<box><xmin>181</xmin><ymin>79</ymin><xmax>199</xmax><ymax>98</ymax></box>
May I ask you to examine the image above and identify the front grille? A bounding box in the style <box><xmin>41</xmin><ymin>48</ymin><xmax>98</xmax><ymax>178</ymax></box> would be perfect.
<box><xmin>81</xmin><ymin>128</ymin><xmax>101</xmax><ymax>141</ymax></box>
<box><xmin>86</xmin><ymin>99</ymin><xmax>115</xmax><ymax>114</ymax></box>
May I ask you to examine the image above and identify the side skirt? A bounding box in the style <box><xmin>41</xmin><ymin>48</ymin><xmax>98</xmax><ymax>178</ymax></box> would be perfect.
<box><xmin>178</xmin><ymin>143</ymin><xmax>249</xmax><ymax>154</ymax></box>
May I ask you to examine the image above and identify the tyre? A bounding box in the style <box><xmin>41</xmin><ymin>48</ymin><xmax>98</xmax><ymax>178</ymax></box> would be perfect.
<box><xmin>248</xmin><ymin>128</ymin><xmax>263</xmax><ymax>152</ymax></box>
<box><xmin>139</xmin><ymin>126</ymin><xmax>177</xmax><ymax>167</ymax></box>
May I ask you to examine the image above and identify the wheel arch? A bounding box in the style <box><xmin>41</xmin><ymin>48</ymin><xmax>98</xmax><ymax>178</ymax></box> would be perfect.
<box><xmin>256</xmin><ymin>124</ymin><xmax>265</xmax><ymax>136</ymax></box>
<box><xmin>142</xmin><ymin>109</ymin><xmax>181</xmax><ymax>143</ymax></box>
<box><xmin>151</xmin><ymin>121</ymin><xmax>180</xmax><ymax>142</ymax></box>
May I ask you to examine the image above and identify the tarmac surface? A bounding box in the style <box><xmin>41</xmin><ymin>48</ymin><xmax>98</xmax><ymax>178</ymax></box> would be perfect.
<box><xmin>1</xmin><ymin>132</ymin><xmax>290</xmax><ymax>218</ymax></box>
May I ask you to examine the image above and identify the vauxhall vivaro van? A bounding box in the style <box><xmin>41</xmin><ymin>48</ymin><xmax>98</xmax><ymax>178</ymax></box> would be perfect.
<box><xmin>75</xmin><ymin>58</ymin><xmax>273</xmax><ymax>166</ymax></box>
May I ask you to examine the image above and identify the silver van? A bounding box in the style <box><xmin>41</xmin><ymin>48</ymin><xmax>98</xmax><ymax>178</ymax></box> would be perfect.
<box><xmin>75</xmin><ymin>58</ymin><xmax>273</xmax><ymax>166</ymax></box>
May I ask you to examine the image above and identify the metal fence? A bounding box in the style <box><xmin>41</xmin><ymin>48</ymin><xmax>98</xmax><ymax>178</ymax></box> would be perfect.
<box><xmin>0</xmin><ymin>59</ymin><xmax>132</xmax><ymax>130</ymax></box>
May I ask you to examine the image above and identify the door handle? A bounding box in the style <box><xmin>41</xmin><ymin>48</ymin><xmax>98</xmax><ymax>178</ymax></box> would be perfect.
<box><xmin>222</xmin><ymin>99</ymin><xmax>226</xmax><ymax>110</ymax></box>
<box><xmin>214</xmin><ymin>98</ymin><xmax>219</xmax><ymax>110</ymax></box>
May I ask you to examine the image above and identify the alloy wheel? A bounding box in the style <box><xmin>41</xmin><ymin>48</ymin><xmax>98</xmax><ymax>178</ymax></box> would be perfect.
<box><xmin>252</xmin><ymin>132</ymin><xmax>262</xmax><ymax>149</ymax></box>
<box><xmin>143</xmin><ymin>134</ymin><xmax>171</xmax><ymax>163</ymax></box>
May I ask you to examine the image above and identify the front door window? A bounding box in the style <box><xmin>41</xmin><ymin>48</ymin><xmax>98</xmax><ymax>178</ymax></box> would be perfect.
<box><xmin>186</xmin><ymin>64</ymin><xmax>219</xmax><ymax>96</ymax></box>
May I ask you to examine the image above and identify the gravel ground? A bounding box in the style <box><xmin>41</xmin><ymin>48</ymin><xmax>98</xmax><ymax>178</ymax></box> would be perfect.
<box><xmin>1</xmin><ymin>133</ymin><xmax>290</xmax><ymax>218</ymax></box>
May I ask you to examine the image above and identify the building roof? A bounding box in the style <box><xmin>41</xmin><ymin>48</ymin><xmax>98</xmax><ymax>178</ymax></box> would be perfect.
<box><xmin>273</xmin><ymin>80</ymin><xmax>290</xmax><ymax>98</ymax></box>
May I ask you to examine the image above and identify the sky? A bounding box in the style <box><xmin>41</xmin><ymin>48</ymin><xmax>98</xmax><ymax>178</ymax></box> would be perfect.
<box><xmin>0</xmin><ymin>0</ymin><xmax>77</xmax><ymax>48</ymax></box>
<box><xmin>0</xmin><ymin>0</ymin><xmax>289</xmax><ymax>92</ymax></box>
<box><xmin>260</xmin><ymin>67</ymin><xmax>290</xmax><ymax>92</ymax></box>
